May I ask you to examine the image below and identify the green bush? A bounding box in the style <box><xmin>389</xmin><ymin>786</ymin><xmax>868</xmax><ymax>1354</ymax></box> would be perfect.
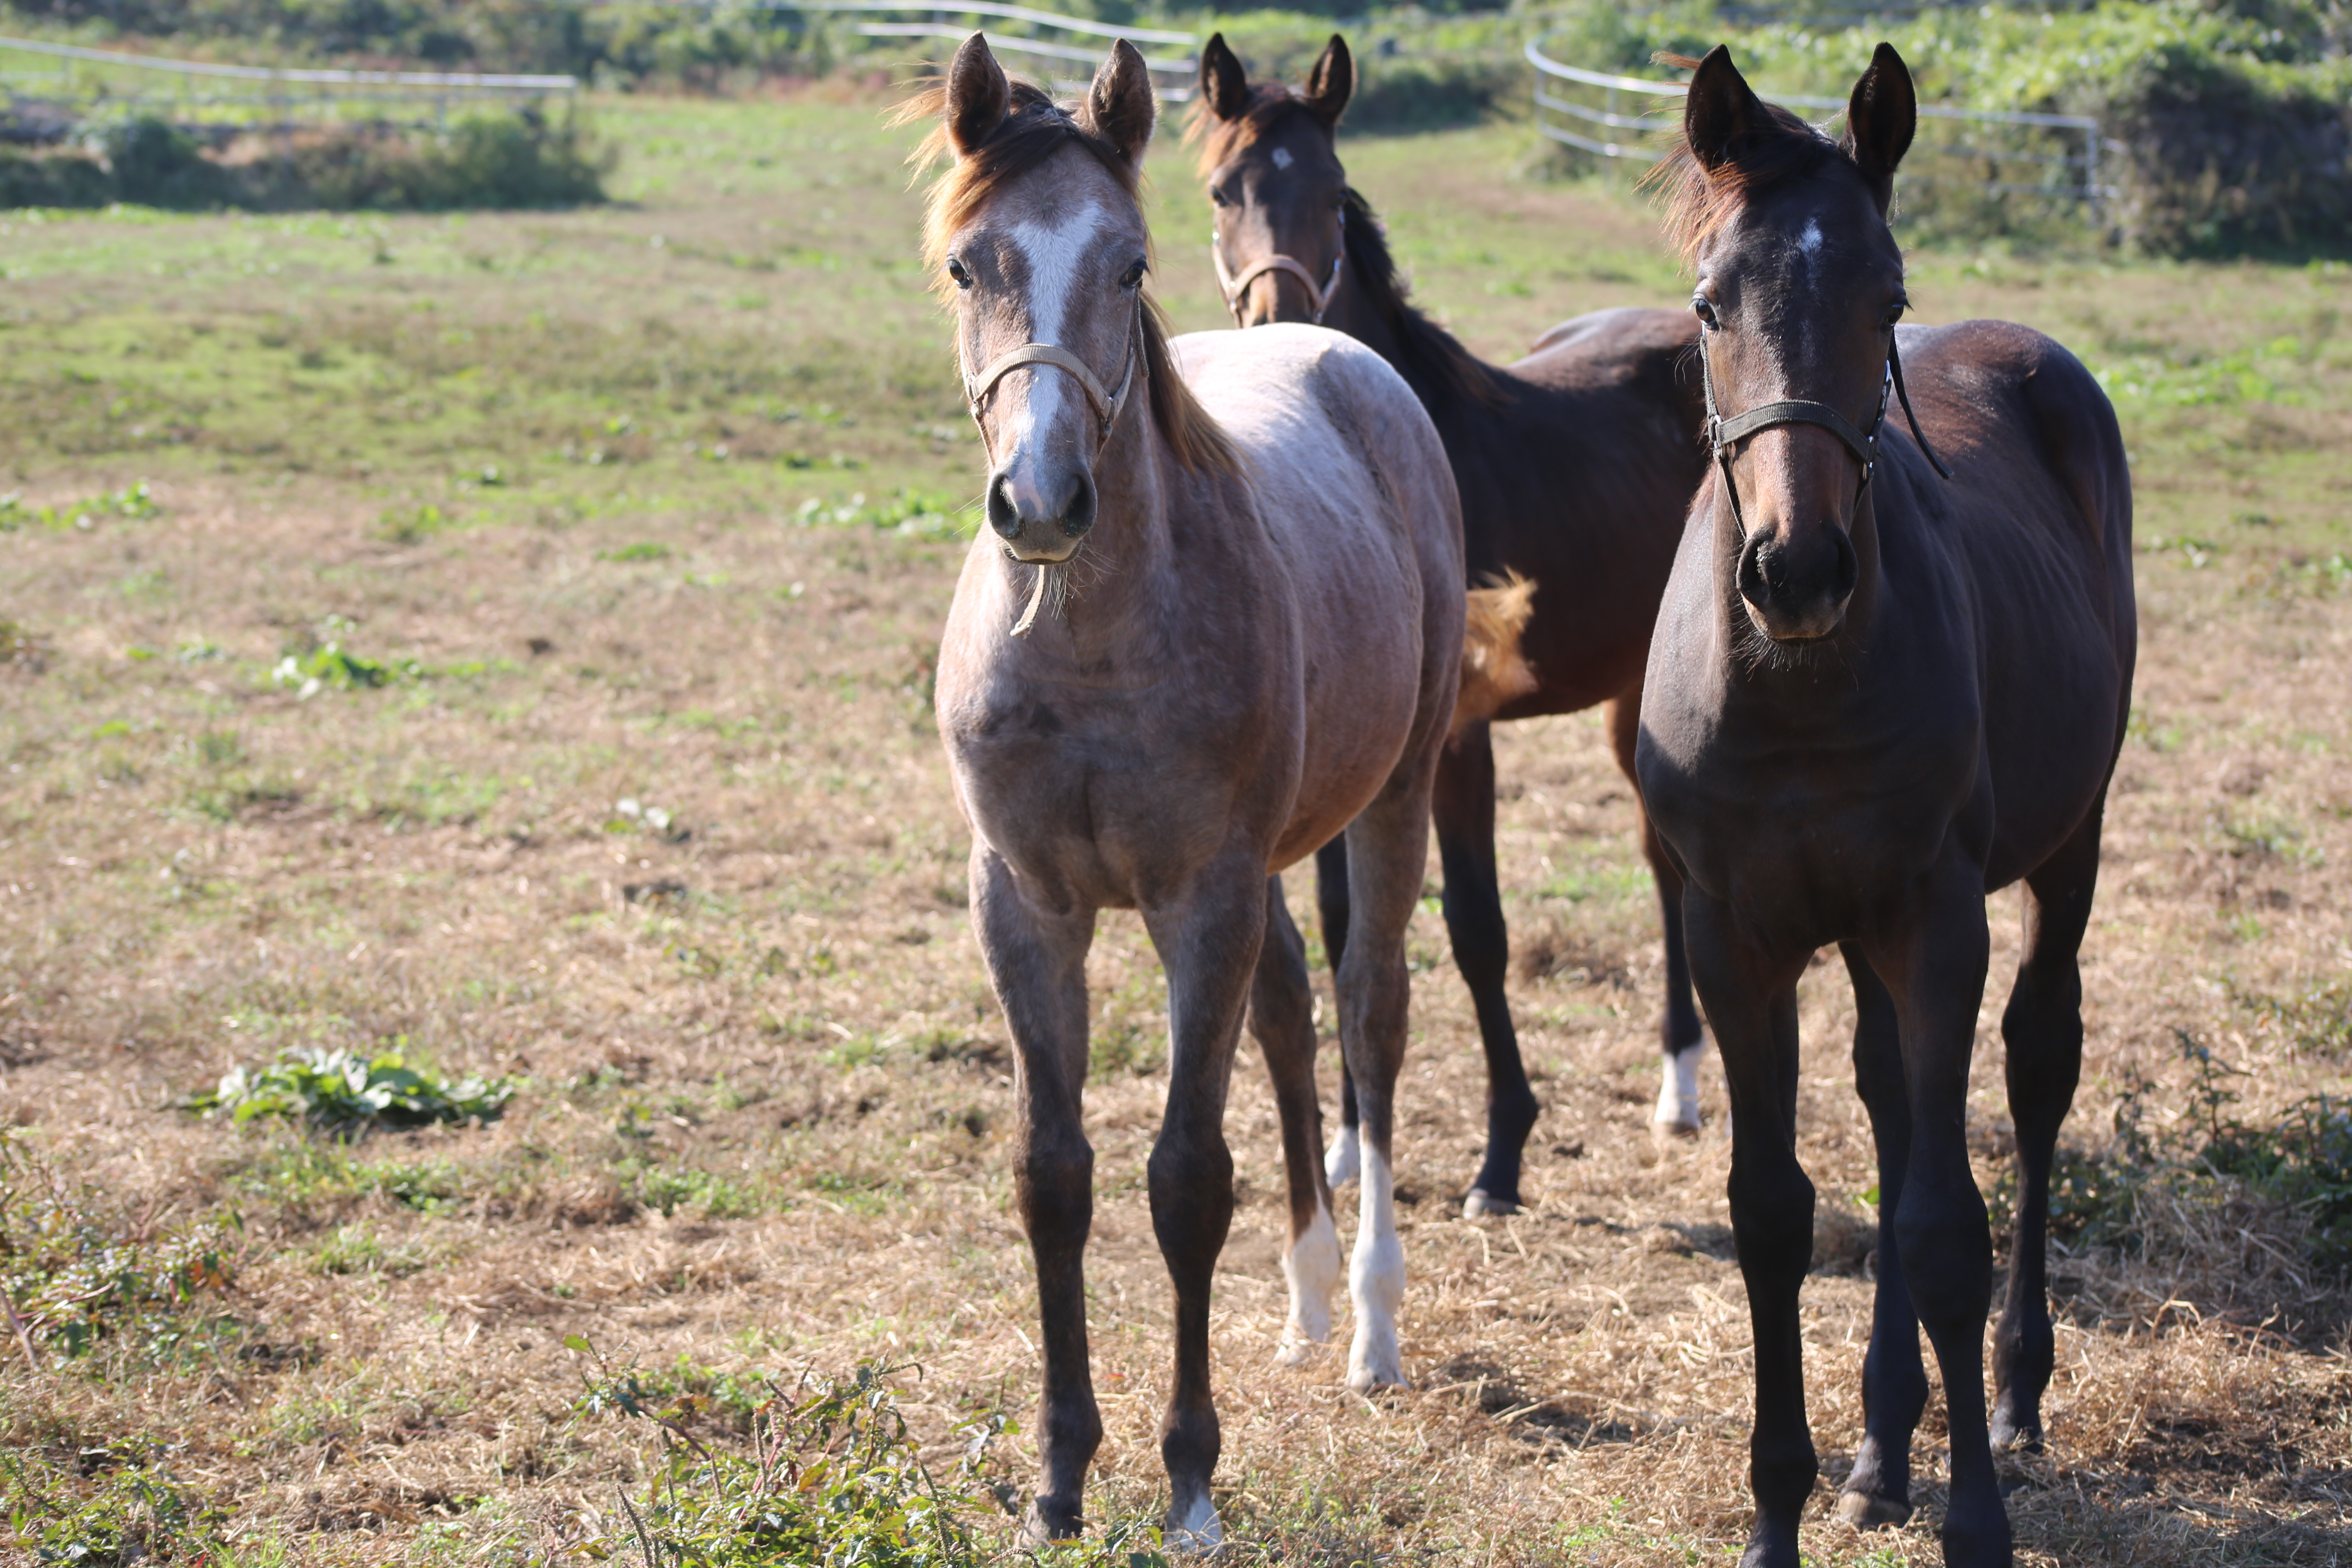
<box><xmin>0</xmin><ymin>107</ymin><xmax>608</xmax><ymax>213</ymax></box>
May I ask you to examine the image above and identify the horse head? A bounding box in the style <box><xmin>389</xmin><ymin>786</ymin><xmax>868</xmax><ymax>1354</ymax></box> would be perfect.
<box><xmin>1667</xmin><ymin>43</ymin><xmax>1920</xmax><ymax>644</ymax></box>
<box><xmin>1193</xmin><ymin>33</ymin><xmax>1353</xmax><ymax>327</ymax></box>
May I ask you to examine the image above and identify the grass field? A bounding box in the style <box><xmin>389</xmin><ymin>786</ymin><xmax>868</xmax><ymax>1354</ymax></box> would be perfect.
<box><xmin>3</xmin><ymin>82</ymin><xmax>2351</xmax><ymax>1566</ymax></box>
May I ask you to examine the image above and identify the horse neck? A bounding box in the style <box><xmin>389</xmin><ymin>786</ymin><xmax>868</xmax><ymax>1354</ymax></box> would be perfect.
<box><xmin>1321</xmin><ymin>253</ymin><xmax>1491</xmax><ymax>436</ymax></box>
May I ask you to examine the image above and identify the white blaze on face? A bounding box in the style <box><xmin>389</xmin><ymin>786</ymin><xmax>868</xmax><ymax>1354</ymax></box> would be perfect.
<box><xmin>1270</xmin><ymin>145</ymin><xmax>1295</xmax><ymax>171</ymax></box>
<box><xmin>1346</xmin><ymin>1145</ymin><xmax>1405</xmax><ymax>1392</ymax></box>
<box><xmin>1791</xmin><ymin>217</ymin><xmax>1827</xmax><ymax>358</ymax></box>
<box><xmin>993</xmin><ymin>200</ymin><xmax>1109</xmax><ymax>455</ymax></box>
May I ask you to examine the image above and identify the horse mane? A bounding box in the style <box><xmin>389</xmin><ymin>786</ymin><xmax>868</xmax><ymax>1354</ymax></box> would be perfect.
<box><xmin>1185</xmin><ymin>90</ymin><xmax>1499</xmax><ymax>411</ymax></box>
<box><xmin>1640</xmin><ymin>53</ymin><xmax>1845</xmax><ymax>264</ymax></box>
<box><xmin>897</xmin><ymin>77</ymin><xmax>1240</xmax><ymax>477</ymax></box>
<box><xmin>1338</xmin><ymin>186</ymin><xmax>1501</xmax><ymax>410</ymax></box>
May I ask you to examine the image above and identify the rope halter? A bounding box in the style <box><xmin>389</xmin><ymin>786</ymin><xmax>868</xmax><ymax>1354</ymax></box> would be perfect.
<box><xmin>1212</xmin><ymin>219</ymin><xmax>1345</xmax><ymax>325</ymax></box>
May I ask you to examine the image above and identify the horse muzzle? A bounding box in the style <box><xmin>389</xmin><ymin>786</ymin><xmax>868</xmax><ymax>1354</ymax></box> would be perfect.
<box><xmin>987</xmin><ymin>459</ymin><xmax>1096</xmax><ymax>564</ymax></box>
<box><xmin>1737</xmin><ymin>521</ymin><xmax>1858</xmax><ymax>642</ymax></box>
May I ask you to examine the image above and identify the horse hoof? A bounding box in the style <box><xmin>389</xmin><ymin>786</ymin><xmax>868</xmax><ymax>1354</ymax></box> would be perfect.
<box><xmin>1833</xmin><ymin>1490</ymin><xmax>1912</xmax><ymax>1530</ymax></box>
<box><xmin>1461</xmin><ymin>1188</ymin><xmax>1520</xmax><ymax>1219</ymax></box>
<box><xmin>1020</xmin><ymin>1501</ymin><xmax>1081</xmax><ymax>1546</ymax></box>
<box><xmin>1274</xmin><ymin>1335</ymin><xmax>1316</xmax><ymax>1368</ymax></box>
<box><xmin>1163</xmin><ymin>1496</ymin><xmax>1224</xmax><ymax>1555</ymax></box>
<box><xmin>1345</xmin><ymin>1357</ymin><xmax>1405</xmax><ymax>1394</ymax></box>
<box><xmin>1650</xmin><ymin>1116</ymin><xmax>1701</xmax><ymax>1149</ymax></box>
<box><xmin>1990</xmin><ymin>1412</ymin><xmax>2044</xmax><ymax>1453</ymax></box>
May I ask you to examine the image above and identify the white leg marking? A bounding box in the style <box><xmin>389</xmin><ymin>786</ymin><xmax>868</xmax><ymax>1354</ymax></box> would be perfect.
<box><xmin>1324</xmin><ymin>1123</ymin><xmax>1360</xmax><ymax>1189</ymax></box>
<box><xmin>1346</xmin><ymin>1146</ymin><xmax>1405</xmax><ymax>1392</ymax></box>
<box><xmin>1276</xmin><ymin>1198</ymin><xmax>1343</xmax><ymax>1366</ymax></box>
<box><xmin>1165</xmin><ymin>1492</ymin><xmax>1224</xmax><ymax>1555</ymax></box>
<box><xmin>998</xmin><ymin>204</ymin><xmax>1109</xmax><ymax>455</ymax></box>
<box><xmin>1653</xmin><ymin>1036</ymin><xmax>1706</xmax><ymax>1137</ymax></box>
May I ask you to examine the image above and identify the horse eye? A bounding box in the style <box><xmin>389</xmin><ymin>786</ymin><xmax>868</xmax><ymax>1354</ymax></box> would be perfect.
<box><xmin>1693</xmin><ymin>296</ymin><xmax>1719</xmax><ymax>328</ymax></box>
<box><xmin>947</xmin><ymin>256</ymin><xmax>973</xmax><ymax>290</ymax></box>
<box><xmin>1119</xmin><ymin>259</ymin><xmax>1147</xmax><ymax>290</ymax></box>
<box><xmin>1209</xmin><ymin>185</ymin><xmax>1232</xmax><ymax>208</ymax></box>
<box><xmin>1884</xmin><ymin>300</ymin><xmax>1907</xmax><ymax>327</ymax></box>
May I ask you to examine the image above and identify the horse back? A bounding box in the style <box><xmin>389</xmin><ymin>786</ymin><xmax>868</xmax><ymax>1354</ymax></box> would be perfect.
<box><xmin>1431</xmin><ymin>307</ymin><xmax>1704</xmax><ymax>716</ymax></box>
<box><xmin>1172</xmin><ymin>325</ymin><xmax>1466</xmax><ymax>865</ymax></box>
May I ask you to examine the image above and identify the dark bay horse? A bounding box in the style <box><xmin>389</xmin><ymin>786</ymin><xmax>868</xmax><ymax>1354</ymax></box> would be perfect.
<box><xmin>1634</xmin><ymin>45</ymin><xmax>2135</xmax><ymax>1567</ymax></box>
<box><xmin>1192</xmin><ymin>33</ymin><xmax>1715</xmax><ymax>1215</ymax></box>
<box><xmin>915</xmin><ymin>36</ymin><xmax>1465</xmax><ymax>1546</ymax></box>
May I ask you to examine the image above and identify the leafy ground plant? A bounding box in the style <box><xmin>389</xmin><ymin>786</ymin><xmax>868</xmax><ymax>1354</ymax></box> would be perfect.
<box><xmin>185</xmin><ymin>1047</ymin><xmax>514</xmax><ymax>1134</ymax></box>
<box><xmin>0</xmin><ymin>1137</ymin><xmax>236</xmax><ymax>1361</ymax></box>
<box><xmin>563</xmin><ymin>1350</ymin><xmax>1166</xmax><ymax>1568</ymax></box>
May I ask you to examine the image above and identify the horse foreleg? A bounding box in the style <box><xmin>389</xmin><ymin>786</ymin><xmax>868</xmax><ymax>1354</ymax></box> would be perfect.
<box><xmin>1608</xmin><ymin>688</ymin><xmax>1707</xmax><ymax>1140</ymax></box>
<box><xmin>1433</xmin><ymin>720</ymin><xmax>1538</xmax><ymax>1217</ymax></box>
<box><xmin>1834</xmin><ymin>943</ymin><xmax>1928</xmax><ymax>1530</ymax></box>
<box><xmin>1314</xmin><ymin>836</ymin><xmax>1362</xmax><ymax>1189</ymax></box>
<box><xmin>1993</xmin><ymin>796</ymin><xmax>2102</xmax><ymax>1452</ymax></box>
<box><xmin>1250</xmin><ymin>875</ymin><xmax>1342</xmax><ymax>1366</ymax></box>
<box><xmin>1870</xmin><ymin>861</ymin><xmax>2009</xmax><ymax>1568</ymax></box>
<box><xmin>1684</xmin><ymin>889</ymin><xmax>1815</xmax><ymax>1568</ymax></box>
<box><xmin>970</xmin><ymin>846</ymin><xmax>1100</xmax><ymax>1542</ymax></box>
<box><xmin>1140</xmin><ymin>855</ymin><xmax>1263</xmax><ymax>1551</ymax></box>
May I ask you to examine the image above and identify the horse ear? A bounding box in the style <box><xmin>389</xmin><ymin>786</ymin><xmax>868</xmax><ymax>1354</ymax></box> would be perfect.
<box><xmin>1682</xmin><ymin>44</ymin><xmax>1766</xmax><ymax>173</ymax></box>
<box><xmin>1082</xmin><ymin>38</ymin><xmax>1158</xmax><ymax>165</ymax></box>
<box><xmin>1843</xmin><ymin>41</ymin><xmax>1917</xmax><ymax>212</ymax></box>
<box><xmin>944</xmin><ymin>32</ymin><xmax>1010</xmax><ymax>157</ymax></box>
<box><xmin>1200</xmin><ymin>32</ymin><xmax>1250</xmax><ymax>122</ymax></box>
<box><xmin>1302</xmin><ymin>34</ymin><xmax>1353</xmax><ymax>125</ymax></box>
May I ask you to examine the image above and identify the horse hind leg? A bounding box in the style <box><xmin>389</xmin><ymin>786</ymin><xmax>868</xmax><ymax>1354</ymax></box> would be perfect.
<box><xmin>1992</xmin><ymin>796</ymin><xmax>2103</xmax><ymax>1452</ymax></box>
<box><xmin>1334</xmin><ymin>776</ymin><xmax>1439</xmax><ymax>1390</ymax></box>
<box><xmin>1315</xmin><ymin>836</ymin><xmax>1363</xmax><ymax>1189</ymax></box>
<box><xmin>1833</xmin><ymin>943</ymin><xmax>1929</xmax><ymax>1531</ymax></box>
<box><xmin>1608</xmin><ymin>688</ymin><xmax>1708</xmax><ymax>1142</ymax></box>
<box><xmin>1433</xmin><ymin>721</ymin><xmax>1540</xmax><ymax>1217</ymax></box>
<box><xmin>1250</xmin><ymin>875</ymin><xmax>1343</xmax><ymax>1365</ymax></box>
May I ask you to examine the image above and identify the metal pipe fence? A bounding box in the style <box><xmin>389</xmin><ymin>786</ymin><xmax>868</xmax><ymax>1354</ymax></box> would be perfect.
<box><xmin>0</xmin><ymin>31</ymin><xmax>577</xmax><ymax>140</ymax></box>
<box><xmin>1526</xmin><ymin>38</ymin><xmax>2110</xmax><ymax>223</ymax></box>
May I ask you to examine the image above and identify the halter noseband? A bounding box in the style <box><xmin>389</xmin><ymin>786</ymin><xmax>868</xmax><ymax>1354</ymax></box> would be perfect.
<box><xmin>1699</xmin><ymin>328</ymin><xmax>1952</xmax><ymax>532</ymax></box>
<box><xmin>962</xmin><ymin>293</ymin><xmax>1146</xmax><ymax>451</ymax></box>
<box><xmin>1212</xmin><ymin>222</ymin><xmax>1345</xmax><ymax>325</ymax></box>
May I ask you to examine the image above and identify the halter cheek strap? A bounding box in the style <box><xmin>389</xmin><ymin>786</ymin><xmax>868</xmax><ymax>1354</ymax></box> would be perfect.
<box><xmin>1699</xmin><ymin>329</ymin><xmax>1953</xmax><ymax>533</ymax></box>
<box><xmin>1212</xmin><ymin>217</ymin><xmax>1345</xmax><ymax>325</ymax></box>
<box><xmin>962</xmin><ymin>294</ymin><xmax>1145</xmax><ymax>450</ymax></box>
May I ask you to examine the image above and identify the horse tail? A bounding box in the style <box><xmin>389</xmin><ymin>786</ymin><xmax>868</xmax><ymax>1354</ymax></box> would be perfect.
<box><xmin>1450</xmin><ymin>570</ymin><xmax>1537</xmax><ymax>742</ymax></box>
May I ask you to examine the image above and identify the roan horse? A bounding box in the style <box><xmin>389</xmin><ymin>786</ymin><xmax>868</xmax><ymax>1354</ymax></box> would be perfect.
<box><xmin>1192</xmin><ymin>33</ymin><xmax>1716</xmax><ymax>1214</ymax></box>
<box><xmin>1634</xmin><ymin>45</ymin><xmax>2136</xmax><ymax>1567</ymax></box>
<box><xmin>916</xmin><ymin>36</ymin><xmax>1468</xmax><ymax>1546</ymax></box>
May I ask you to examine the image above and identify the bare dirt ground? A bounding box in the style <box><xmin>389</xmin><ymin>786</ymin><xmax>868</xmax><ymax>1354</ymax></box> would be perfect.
<box><xmin>2</xmin><ymin>91</ymin><xmax>2350</xmax><ymax>1566</ymax></box>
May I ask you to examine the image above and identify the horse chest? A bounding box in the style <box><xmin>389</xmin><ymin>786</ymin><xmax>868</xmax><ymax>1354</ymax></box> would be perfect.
<box><xmin>1644</xmin><ymin>710</ymin><xmax>1984</xmax><ymax>943</ymax></box>
<box><xmin>944</xmin><ymin>681</ymin><xmax>1279</xmax><ymax>899</ymax></box>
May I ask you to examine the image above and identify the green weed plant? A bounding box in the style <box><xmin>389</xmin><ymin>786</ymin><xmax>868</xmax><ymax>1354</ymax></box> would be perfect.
<box><xmin>185</xmin><ymin>1046</ymin><xmax>514</xmax><ymax>1134</ymax></box>
<box><xmin>563</xmin><ymin>1350</ymin><xmax>1167</xmax><ymax>1568</ymax></box>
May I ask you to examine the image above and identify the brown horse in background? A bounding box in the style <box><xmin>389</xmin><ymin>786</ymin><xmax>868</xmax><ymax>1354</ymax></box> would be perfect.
<box><xmin>916</xmin><ymin>36</ymin><xmax>1466</xmax><ymax>1548</ymax></box>
<box><xmin>1635</xmin><ymin>44</ymin><xmax>2135</xmax><ymax>1567</ymax></box>
<box><xmin>1193</xmin><ymin>33</ymin><xmax>1714</xmax><ymax>1217</ymax></box>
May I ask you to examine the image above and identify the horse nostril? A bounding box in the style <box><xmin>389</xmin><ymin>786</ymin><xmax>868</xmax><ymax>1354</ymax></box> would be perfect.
<box><xmin>1737</xmin><ymin>529</ymin><xmax>1776</xmax><ymax>611</ymax></box>
<box><xmin>1060</xmin><ymin>470</ymin><xmax>1098</xmax><ymax>539</ymax></box>
<box><xmin>1828</xmin><ymin>526</ymin><xmax>1858</xmax><ymax>604</ymax></box>
<box><xmin>987</xmin><ymin>471</ymin><xmax>1023</xmax><ymax>540</ymax></box>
